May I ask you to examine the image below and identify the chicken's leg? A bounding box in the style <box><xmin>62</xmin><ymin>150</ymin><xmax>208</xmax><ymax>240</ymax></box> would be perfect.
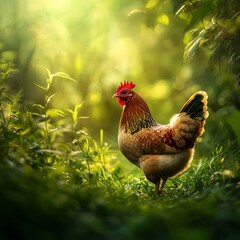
<box><xmin>159</xmin><ymin>177</ymin><xmax>168</xmax><ymax>194</ymax></box>
<box><xmin>155</xmin><ymin>177</ymin><xmax>168</xmax><ymax>195</ymax></box>
<box><xmin>155</xmin><ymin>181</ymin><xmax>160</xmax><ymax>194</ymax></box>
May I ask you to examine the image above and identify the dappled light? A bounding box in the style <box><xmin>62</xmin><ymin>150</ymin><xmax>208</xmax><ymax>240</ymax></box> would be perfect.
<box><xmin>1</xmin><ymin>0</ymin><xmax>240</xmax><ymax>239</ymax></box>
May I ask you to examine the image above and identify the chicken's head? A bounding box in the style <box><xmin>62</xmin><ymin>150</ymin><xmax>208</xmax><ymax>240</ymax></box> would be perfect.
<box><xmin>113</xmin><ymin>81</ymin><xmax>136</xmax><ymax>106</ymax></box>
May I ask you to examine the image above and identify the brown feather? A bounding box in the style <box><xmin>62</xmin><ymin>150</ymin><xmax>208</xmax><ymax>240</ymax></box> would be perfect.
<box><xmin>116</xmin><ymin>87</ymin><xmax>208</xmax><ymax>194</ymax></box>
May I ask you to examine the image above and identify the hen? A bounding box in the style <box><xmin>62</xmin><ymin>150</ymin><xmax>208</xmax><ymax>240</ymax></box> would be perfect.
<box><xmin>113</xmin><ymin>81</ymin><xmax>208</xmax><ymax>194</ymax></box>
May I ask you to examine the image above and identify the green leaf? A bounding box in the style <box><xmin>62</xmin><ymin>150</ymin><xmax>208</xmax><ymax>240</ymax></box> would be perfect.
<box><xmin>77</xmin><ymin>116</ymin><xmax>89</xmax><ymax>120</ymax></box>
<box><xmin>145</xmin><ymin>0</ymin><xmax>160</xmax><ymax>9</ymax></box>
<box><xmin>184</xmin><ymin>29</ymin><xmax>206</xmax><ymax>60</ymax></box>
<box><xmin>158</xmin><ymin>14</ymin><xmax>169</xmax><ymax>25</ymax></box>
<box><xmin>32</xmin><ymin>104</ymin><xmax>45</xmax><ymax>111</ymax></box>
<box><xmin>2</xmin><ymin>96</ymin><xmax>13</xmax><ymax>105</ymax></box>
<box><xmin>34</xmin><ymin>83</ymin><xmax>47</xmax><ymax>91</ymax></box>
<box><xmin>46</xmin><ymin>93</ymin><xmax>56</xmax><ymax>105</ymax></box>
<box><xmin>73</xmin><ymin>102</ymin><xmax>84</xmax><ymax>120</ymax></box>
<box><xmin>37</xmin><ymin>65</ymin><xmax>51</xmax><ymax>77</ymax></box>
<box><xmin>51</xmin><ymin>72</ymin><xmax>77</xmax><ymax>83</ymax></box>
<box><xmin>31</xmin><ymin>112</ymin><xmax>45</xmax><ymax>118</ymax></box>
<box><xmin>188</xmin><ymin>0</ymin><xmax>213</xmax><ymax>28</ymax></box>
<box><xmin>66</xmin><ymin>102</ymin><xmax>85</xmax><ymax>123</ymax></box>
<box><xmin>46</xmin><ymin>109</ymin><xmax>65</xmax><ymax>118</ymax></box>
<box><xmin>36</xmin><ymin>149</ymin><xmax>63</xmax><ymax>155</ymax></box>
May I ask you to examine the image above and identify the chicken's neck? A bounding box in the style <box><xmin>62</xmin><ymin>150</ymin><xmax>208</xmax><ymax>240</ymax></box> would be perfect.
<box><xmin>120</xmin><ymin>94</ymin><xmax>157</xmax><ymax>134</ymax></box>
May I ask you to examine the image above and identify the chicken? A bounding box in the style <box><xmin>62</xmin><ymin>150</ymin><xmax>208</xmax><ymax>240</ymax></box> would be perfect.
<box><xmin>113</xmin><ymin>81</ymin><xmax>208</xmax><ymax>194</ymax></box>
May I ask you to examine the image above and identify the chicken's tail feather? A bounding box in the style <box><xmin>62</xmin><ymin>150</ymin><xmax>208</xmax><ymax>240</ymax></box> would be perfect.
<box><xmin>169</xmin><ymin>91</ymin><xmax>208</xmax><ymax>149</ymax></box>
<box><xmin>180</xmin><ymin>91</ymin><xmax>208</xmax><ymax>121</ymax></box>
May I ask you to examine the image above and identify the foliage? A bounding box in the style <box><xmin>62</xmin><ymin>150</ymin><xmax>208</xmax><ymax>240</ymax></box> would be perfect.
<box><xmin>144</xmin><ymin>0</ymin><xmax>240</xmax><ymax>85</ymax></box>
<box><xmin>1</xmin><ymin>66</ymin><xmax>240</xmax><ymax>239</ymax></box>
<box><xmin>1</xmin><ymin>1</ymin><xmax>240</xmax><ymax>239</ymax></box>
<box><xmin>0</xmin><ymin>0</ymin><xmax>240</xmax><ymax>136</ymax></box>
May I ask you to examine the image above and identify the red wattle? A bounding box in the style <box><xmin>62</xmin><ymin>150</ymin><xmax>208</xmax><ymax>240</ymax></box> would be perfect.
<box><xmin>118</xmin><ymin>98</ymin><xmax>125</xmax><ymax>106</ymax></box>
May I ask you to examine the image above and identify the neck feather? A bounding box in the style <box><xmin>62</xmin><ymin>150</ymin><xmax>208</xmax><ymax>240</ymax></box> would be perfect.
<box><xmin>120</xmin><ymin>93</ymin><xmax>156</xmax><ymax>134</ymax></box>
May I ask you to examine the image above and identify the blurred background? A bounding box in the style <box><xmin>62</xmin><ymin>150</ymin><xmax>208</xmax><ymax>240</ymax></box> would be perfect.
<box><xmin>1</xmin><ymin>0</ymin><xmax>240</xmax><ymax>152</ymax></box>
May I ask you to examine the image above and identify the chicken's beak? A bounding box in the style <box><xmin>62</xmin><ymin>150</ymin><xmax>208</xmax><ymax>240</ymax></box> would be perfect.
<box><xmin>112</xmin><ymin>93</ymin><xmax>119</xmax><ymax>98</ymax></box>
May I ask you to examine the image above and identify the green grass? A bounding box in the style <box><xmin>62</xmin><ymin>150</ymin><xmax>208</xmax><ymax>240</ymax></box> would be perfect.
<box><xmin>0</xmin><ymin>69</ymin><xmax>240</xmax><ymax>240</ymax></box>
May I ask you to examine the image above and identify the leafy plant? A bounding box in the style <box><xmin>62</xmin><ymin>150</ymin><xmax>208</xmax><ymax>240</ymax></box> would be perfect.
<box><xmin>0</xmin><ymin>68</ymin><xmax>240</xmax><ymax>238</ymax></box>
<box><xmin>175</xmin><ymin>0</ymin><xmax>240</xmax><ymax>84</ymax></box>
<box><xmin>142</xmin><ymin>0</ymin><xmax>240</xmax><ymax>84</ymax></box>
<box><xmin>0</xmin><ymin>67</ymin><xmax>22</xmax><ymax>159</ymax></box>
<box><xmin>32</xmin><ymin>67</ymin><xmax>77</xmax><ymax>148</ymax></box>
<box><xmin>1</xmin><ymin>3</ymin><xmax>240</xmax><ymax>236</ymax></box>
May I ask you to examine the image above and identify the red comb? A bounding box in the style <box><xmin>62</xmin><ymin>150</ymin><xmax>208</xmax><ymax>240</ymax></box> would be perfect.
<box><xmin>116</xmin><ymin>81</ymin><xmax>135</xmax><ymax>93</ymax></box>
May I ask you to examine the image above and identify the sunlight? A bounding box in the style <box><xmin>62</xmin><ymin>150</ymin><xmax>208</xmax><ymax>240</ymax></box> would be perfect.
<box><xmin>49</xmin><ymin>0</ymin><xmax>69</xmax><ymax>9</ymax></box>
<box><xmin>1</xmin><ymin>1</ymin><xmax>240</xmax><ymax>239</ymax></box>
<box><xmin>140</xmin><ymin>81</ymin><xmax>170</xmax><ymax>100</ymax></box>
